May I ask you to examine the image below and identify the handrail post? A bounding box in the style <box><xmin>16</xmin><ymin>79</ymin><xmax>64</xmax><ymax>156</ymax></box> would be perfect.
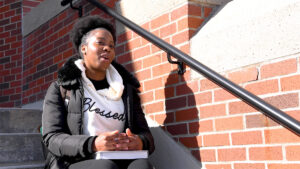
<box><xmin>84</xmin><ymin>0</ymin><xmax>300</xmax><ymax>136</ymax></box>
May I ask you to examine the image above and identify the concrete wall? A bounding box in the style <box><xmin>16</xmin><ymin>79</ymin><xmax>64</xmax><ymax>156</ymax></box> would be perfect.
<box><xmin>191</xmin><ymin>0</ymin><xmax>300</xmax><ymax>78</ymax></box>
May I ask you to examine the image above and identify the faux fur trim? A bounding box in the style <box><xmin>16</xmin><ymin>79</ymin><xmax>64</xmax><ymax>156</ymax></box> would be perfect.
<box><xmin>57</xmin><ymin>56</ymin><xmax>140</xmax><ymax>89</ymax></box>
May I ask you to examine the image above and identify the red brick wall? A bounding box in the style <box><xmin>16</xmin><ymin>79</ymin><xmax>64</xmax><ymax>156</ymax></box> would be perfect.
<box><xmin>115</xmin><ymin>1</ymin><xmax>300</xmax><ymax>169</ymax></box>
<box><xmin>21</xmin><ymin>0</ymin><xmax>116</xmax><ymax>105</ymax></box>
<box><xmin>0</xmin><ymin>0</ymin><xmax>22</xmax><ymax>107</ymax></box>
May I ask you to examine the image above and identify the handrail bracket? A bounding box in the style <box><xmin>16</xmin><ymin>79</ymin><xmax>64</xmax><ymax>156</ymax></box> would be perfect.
<box><xmin>167</xmin><ymin>52</ymin><xmax>185</xmax><ymax>75</ymax></box>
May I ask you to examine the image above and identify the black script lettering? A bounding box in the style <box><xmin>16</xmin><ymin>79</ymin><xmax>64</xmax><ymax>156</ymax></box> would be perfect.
<box><xmin>83</xmin><ymin>97</ymin><xmax>125</xmax><ymax>121</ymax></box>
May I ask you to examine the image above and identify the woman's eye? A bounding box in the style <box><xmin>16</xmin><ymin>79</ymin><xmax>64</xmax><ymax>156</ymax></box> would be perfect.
<box><xmin>97</xmin><ymin>41</ymin><xmax>105</xmax><ymax>45</ymax></box>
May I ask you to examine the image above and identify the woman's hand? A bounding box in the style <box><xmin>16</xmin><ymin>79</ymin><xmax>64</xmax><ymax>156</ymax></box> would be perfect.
<box><xmin>93</xmin><ymin>130</ymin><xmax>128</xmax><ymax>151</ymax></box>
<box><xmin>92</xmin><ymin>129</ymin><xmax>143</xmax><ymax>152</ymax></box>
<box><xmin>125</xmin><ymin>128</ymin><xmax>143</xmax><ymax>150</ymax></box>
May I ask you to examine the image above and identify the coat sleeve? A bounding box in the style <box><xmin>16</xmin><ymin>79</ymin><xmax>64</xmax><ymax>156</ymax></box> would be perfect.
<box><xmin>42</xmin><ymin>82</ymin><xmax>91</xmax><ymax>159</ymax></box>
<box><xmin>130</xmin><ymin>86</ymin><xmax>155</xmax><ymax>154</ymax></box>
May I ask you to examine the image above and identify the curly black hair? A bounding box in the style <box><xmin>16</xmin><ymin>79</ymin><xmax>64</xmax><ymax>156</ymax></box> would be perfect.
<box><xmin>71</xmin><ymin>15</ymin><xmax>116</xmax><ymax>53</ymax></box>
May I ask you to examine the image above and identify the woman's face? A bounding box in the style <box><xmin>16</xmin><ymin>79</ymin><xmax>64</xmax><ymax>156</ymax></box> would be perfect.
<box><xmin>81</xmin><ymin>28</ymin><xmax>115</xmax><ymax>75</ymax></box>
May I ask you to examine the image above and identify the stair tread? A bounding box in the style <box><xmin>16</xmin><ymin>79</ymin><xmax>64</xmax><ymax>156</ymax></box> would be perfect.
<box><xmin>0</xmin><ymin>161</ymin><xmax>45</xmax><ymax>169</ymax></box>
<box><xmin>0</xmin><ymin>108</ymin><xmax>42</xmax><ymax>133</ymax></box>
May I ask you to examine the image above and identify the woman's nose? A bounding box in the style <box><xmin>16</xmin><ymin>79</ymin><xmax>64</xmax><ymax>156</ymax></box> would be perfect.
<box><xmin>103</xmin><ymin>45</ymin><xmax>111</xmax><ymax>52</ymax></box>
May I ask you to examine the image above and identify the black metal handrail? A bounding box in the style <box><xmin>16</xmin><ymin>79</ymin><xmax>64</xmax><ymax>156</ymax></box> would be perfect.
<box><xmin>78</xmin><ymin>0</ymin><xmax>300</xmax><ymax>136</ymax></box>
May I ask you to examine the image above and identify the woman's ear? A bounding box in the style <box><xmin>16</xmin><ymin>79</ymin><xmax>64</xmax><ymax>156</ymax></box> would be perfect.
<box><xmin>81</xmin><ymin>44</ymin><xmax>87</xmax><ymax>56</ymax></box>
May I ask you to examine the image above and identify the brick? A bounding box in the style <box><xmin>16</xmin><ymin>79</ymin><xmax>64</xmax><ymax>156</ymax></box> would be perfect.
<box><xmin>171</xmin><ymin>5</ymin><xmax>188</xmax><ymax>21</ymax></box>
<box><xmin>151</xmin><ymin>13</ymin><xmax>170</xmax><ymax>30</ymax></box>
<box><xmin>150</xmin><ymin>43</ymin><xmax>161</xmax><ymax>54</ymax></box>
<box><xmin>261</xmin><ymin>58</ymin><xmax>297</xmax><ymax>79</ymax></box>
<box><xmin>232</xmin><ymin>131</ymin><xmax>263</xmax><ymax>145</ymax></box>
<box><xmin>178</xmin><ymin>16</ymin><xmax>204</xmax><ymax>31</ymax></box>
<box><xmin>144</xmin><ymin>77</ymin><xmax>163</xmax><ymax>91</ymax></box>
<box><xmin>245</xmin><ymin>79</ymin><xmax>279</xmax><ymax>95</ymax></box>
<box><xmin>205</xmin><ymin>164</ymin><xmax>231</xmax><ymax>169</ymax></box>
<box><xmin>5</xmin><ymin>23</ymin><xmax>16</xmax><ymax>31</ymax></box>
<box><xmin>144</xmin><ymin>101</ymin><xmax>164</xmax><ymax>114</ymax></box>
<box><xmin>0</xmin><ymin>96</ymin><xmax>9</xmax><ymax>103</ymax></box>
<box><xmin>140</xmin><ymin>91</ymin><xmax>153</xmax><ymax>103</ymax></box>
<box><xmin>286</xmin><ymin>145</ymin><xmax>300</xmax><ymax>161</ymax></box>
<box><xmin>264</xmin><ymin>128</ymin><xmax>300</xmax><ymax>144</ymax></box>
<box><xmin>5</xmin><ymin>62</ymin><xmax>16</xmax><ymax>69</ymax></box>
<box><xmin>234</xmin><ymin>163</ymin><xmax>265</xmax><ymax>169</ymax></box>
<box><xmin>285</xmin><ymin>110</ymin><xmax>300</xmax><ymax>122</ymax></box>
<box><xmin>229</xmin><ymin>101</ymin><xmax>257</xmax><ymax>114</ymax></box>
<box><xmin>155</xmin><ymin>87</ymin><xmax>174</xmax><ymax>100</ymax></box>
<box><xmin>246</xmin><ymin>114</ymin><xmax>278</xmax><ymax>128</ymax></box>
<box><xmin>23</xmin><ymin>0</ymin><xmax>40</xmax><ymax>7</ymax></box>
<box><xmin>163</xmin><ymin>73</ymin><xmax>180</xmax><ymax>86</ymax></box>
<box><xmin>125</xmin><ymin>38</ymin><xmax>141</xmax><ymax>51</ymax></box>
<box><xmin>0</xmin><ymin>5</ymin><xmax>9</xmax><ymax>13</ymax></box>
<box><xmin>5</xmin><ymin>36</ymin><xmax>16</xmax><ymax>43</ymax></box>
<box><xmin>179</xmin><ymin>43</ymin><xmax>190</xmax><ymax>55</ymax></box>
<box><xmin>0</xmin><ymin>83</ymin><xmax>9</xmax><ymax>90</ymax></box>
<box><xmin>215</xmin><ymin>116</ymin><xmax>244</xmax><ymax>131</ymax></box>
<box><xmin>281</xmin><ymin>75</ymin><xmax>300</xmax><ymax>91</ymax></box>
<box><xmin>143</xmin><ymin>54</ymin><xmax>161</xmax><ymax>68</ymax></box>
<box><xmin>189</xmin><ymin>4</ymin><xmax>202</xmax><ymax>17</ymax></box>
<box><xmin>204</xmin><ymin>7</ymin><xmax>213</xmax><ymax>17</ymax></box>
<box><xmin>152</xmin><ymin>62</ymin><xmax>173</xmax><ymax>77</ymax></box>
<box><xmin>3</xmin><ymin>88</ymin><xmax>15</xmax><ymax>95</ymax></box>
<box><xmin>5</xmin><ymin>49</ymin><xmax>17</xmax><ymax>56</ymax></box>
<box><xmin>135</xmin><ymin>69</ymin><xmax>151</xmax><ymax>82</ymax></box>
<box><xmin>179</xmin><ymin>136</ymin><xmax>202</xmax><ymax>148</ymax></box>
<box><xmin>160</xmin><ymin>23</ymin><xmax>177</xmax><ymax>38</ymax></box>
<box><xmin>200</xmin><ymin>104</ymin><xmax>226</xmax><ymax>118</ymax></box>
<box><xmin>200</xmin><ymin>78</ymin><xmax>219</xmax><ymax>91</ymax></box>
<box><xmin>197</xmin><ymin>149</ymin><xmax>216</xmax><ymax>162</ymax></box>
<box><xmin>218</xmin><ymin>148</ymin><xmax>246</xmax><ymax>161</ymax></box>
<box><xmin>11</xmin><ymin>41</ymin><xmax>21</xmax><ymax>48</ymax></box>
<box><xmin>176</xmin><ymin>81</ymin><xmax>199</xmax><ymax>96</ymax></box>
<box><xmin>189</xmin><ymin>120</ymin><xmax>213</xmax><ymax>133</ymax></box>
<box><xmin>4</xmin><ymin>75</ymin><xmax>15</xmax><ymax>81</ymax></box>
<box><xmin>203</xmin><ymin>133</ymin><xmax>230</xmax><ymax>147</ymax></box>
<box><xmin>268</xmin><ymin>164</ymin><xmax>300</xmax><ymax>169</ymax></box>
<box><xmin>227</xmin><ymin>67</ymin><xmax>258</xmax><ymax>84</ymax></box>
<box><xmin>115</xmin><ymin>43</ymin><xmax>124</xmax><ymax>54</ymax></box>
<box><xmin>154</xmin><ymin>113</ymin><xmax>174</xmax><ymax>125</ymax></box>
<box><xmin>10</xmin><ymin>2</ymin><xmax>21</xmax><ymax>9</ymax></box>
<box><xmin>165</xmin><ymin>96</ymin><xmax>187</xmax><ymax>110</ymax></box>
<box><xmin>133</xmin><ymin>45</ymin><xmax>150</xmax><ymax>59</ymax></box>
<box><xmin>188</xmin><ymin>91</ymin><xmax>212</xmax><ymax>106</ymax></box>
<box><xmin>249</xmin><ymin>146</ymin><xmax>282</xmax><ymax>160</ymax></box>
<box><xmin>4</xmin><ymin>10</ymin><xmax>15</xmax><ymax>17</ymax></box>
<box><xmin>11</xmin><ymin>15</ymin><xmax>21</xmax><ymax>22</ymax></box>
<box><xmin>116</xmin><ymin>52</ymin><xmax>132</xmax><ymax>64</ymax></box>
<box><xmin>175</xmin><ymin>107</ymin><xmax>199</xmax><ymax>122</ymax></box>
<box><xmin>172</xmin><ymin>30</ymin><xmax>192</xmax><ymax>45</ymax></box>
<box><xmin>0</xmin><ymin>32</ymin><xmax>10</xmax><ymax>39</ymax></box>
<box><xmin>166</xmin><ymin>123</ymin><xmax>187</xmax><ymax>135</ymax></box>
<box><xmin>214</xmin><ymin>89</ymin><xmax>236</xmax><ymax>102</ymax></box>
<box><xmin>10</xmin><ymin>67</ymin><xmax>21</xmax><ymax>74</ymax></box>
<box><xmin>264</xmin><ymin>93</ymin><xmax>298</xmax><ymax>109</ymax></box>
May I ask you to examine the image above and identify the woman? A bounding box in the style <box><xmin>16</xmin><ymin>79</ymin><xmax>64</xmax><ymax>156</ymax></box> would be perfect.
<box><xmin>42</xmin><ymin>15</ymin><xmax>155</xmax><ymax>169</ymax></box>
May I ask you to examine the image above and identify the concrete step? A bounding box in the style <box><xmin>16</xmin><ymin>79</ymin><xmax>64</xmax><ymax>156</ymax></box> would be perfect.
<box><xmin>0</xmin><ymin>108</ymin><xmax>42</xmax><ymax>133</ymax></box>
<box><xmin>0</xmin><ymin>133</ymin><xmax>44</xmax><ymax>163</ymax></box>
<box><xmin>0</xmin><ymin>161</ymin><xmax>44</xmax><ymax>169</ymax></box>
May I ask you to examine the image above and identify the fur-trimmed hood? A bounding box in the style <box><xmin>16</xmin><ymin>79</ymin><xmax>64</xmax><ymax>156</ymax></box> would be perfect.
<box><xmin>57</xmin><ymin>56</ymin><xmax>140</xmax><ymax>89</ymax></box>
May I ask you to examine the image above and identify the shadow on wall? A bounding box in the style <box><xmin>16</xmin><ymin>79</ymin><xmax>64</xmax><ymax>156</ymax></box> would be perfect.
<box><xmin>148</xmin><ymin>70</ymin><xmax>201</xmax><ymax>169</ymax></box>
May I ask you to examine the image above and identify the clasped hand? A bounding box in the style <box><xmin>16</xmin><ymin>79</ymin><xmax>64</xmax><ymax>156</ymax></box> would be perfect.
<box><xmin>92</xmin><ymin>128</ymin><xmax>143</xmax><ymax>152</ymax></box>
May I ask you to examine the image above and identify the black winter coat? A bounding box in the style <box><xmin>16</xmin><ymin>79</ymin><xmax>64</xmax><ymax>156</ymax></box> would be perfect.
<box><xmin>42</xmin><ymin>57</ymin><xmax>155</xmax><ymax>169</ymax></box>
